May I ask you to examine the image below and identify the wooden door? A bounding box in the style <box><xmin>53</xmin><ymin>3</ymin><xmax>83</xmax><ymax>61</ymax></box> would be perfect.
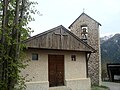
<box><xmin>48</xmin><ymin>55</ymin><xmax>64</xmax><ymax>87</ymax></box>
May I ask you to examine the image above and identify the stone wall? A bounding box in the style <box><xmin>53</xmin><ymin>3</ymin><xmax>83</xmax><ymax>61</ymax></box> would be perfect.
<box><xmin>69</xmin><ymin>13</ymin><xmax>101</xmax><ymax>85</ymax></box>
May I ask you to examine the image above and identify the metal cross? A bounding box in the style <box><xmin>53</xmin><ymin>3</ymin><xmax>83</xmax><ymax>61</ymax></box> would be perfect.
<box><xmin>83</xmin><ymin>8</ymin><xmax>85</xmax><ymax>13</ymax></box>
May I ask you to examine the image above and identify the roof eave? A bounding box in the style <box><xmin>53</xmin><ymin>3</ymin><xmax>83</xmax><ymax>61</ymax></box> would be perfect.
<box><xmin>25</xmin><ymin>47</ymin><xmax>96</xmax><ymax>53</ymax></box>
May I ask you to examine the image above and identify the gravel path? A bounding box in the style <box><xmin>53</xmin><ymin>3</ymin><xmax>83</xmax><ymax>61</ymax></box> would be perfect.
<box><xmin>102</xmin><ymin>82</ymin><xmax>120</xmax><ymax>90</ymax></box>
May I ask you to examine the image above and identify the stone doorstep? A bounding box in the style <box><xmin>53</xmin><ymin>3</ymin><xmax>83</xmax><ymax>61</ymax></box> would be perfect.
<box><xmin>49</xmin><ymin>86</ymin><xmax>72</xmax><ymax>90</ymax></box>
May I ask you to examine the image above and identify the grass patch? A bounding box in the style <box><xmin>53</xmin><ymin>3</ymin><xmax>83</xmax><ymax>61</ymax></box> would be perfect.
<box><xmin>91</xmin><ymin>85</ymin><xmax>109</xmax><ymax>90</ymax></box>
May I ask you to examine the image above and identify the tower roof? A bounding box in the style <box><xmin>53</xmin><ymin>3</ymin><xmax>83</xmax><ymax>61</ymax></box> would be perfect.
<box><xmin>68</xmin><ymin>12</ymin><xmax>101</xmax><ymax>29</ymax></box>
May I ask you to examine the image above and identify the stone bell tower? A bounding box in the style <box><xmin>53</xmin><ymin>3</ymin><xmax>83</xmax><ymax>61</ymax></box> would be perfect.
<box><xmin>69</xmin><ymin>12</ymin><xmax>101</xmax><ymax>85</ymax></box>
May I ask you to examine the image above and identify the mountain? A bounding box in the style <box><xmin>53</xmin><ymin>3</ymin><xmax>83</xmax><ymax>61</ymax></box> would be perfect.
<box><xmin>100</xmin><ymin>35</ymin><xmax>113</xmax><ymax>44</ymax></box>
<box><xmin>101</xmin><ymin>33</ymin><xmax>120</xmax><ymax>63</ymax></box>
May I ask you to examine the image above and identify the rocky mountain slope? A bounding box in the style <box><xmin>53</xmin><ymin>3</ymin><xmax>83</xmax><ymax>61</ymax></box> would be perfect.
<box><xmin>101</xmin><ymin>33</ymin><xmax>120</xmax><ymax>63</ymax></box>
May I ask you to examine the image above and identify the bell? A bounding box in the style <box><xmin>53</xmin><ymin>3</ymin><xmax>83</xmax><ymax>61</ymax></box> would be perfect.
<box><xmin>81</xmin><ymin>27</ymin><xmax>88</xmax><ymax>43</ymax></box>
<box><xmin>82</xmin><ymin>28</ymin><xmax>88</xmax><ymax>34</ymax></box>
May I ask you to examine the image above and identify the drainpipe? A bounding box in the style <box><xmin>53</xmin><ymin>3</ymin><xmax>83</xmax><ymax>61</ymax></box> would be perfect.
<box><xmin>86</xmin><ymin>52</ymin><xmax>91</xmax><ymax>78</ymax></box>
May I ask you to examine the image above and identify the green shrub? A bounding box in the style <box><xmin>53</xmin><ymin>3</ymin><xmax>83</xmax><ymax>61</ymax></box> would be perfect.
<box><xmin>91</xmin><ymin>85</ymin><xmax>109</xmax><ymax>90</ymax></box>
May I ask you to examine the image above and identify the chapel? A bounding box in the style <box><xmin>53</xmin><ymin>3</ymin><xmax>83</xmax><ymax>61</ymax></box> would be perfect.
<box><xmin>22</xmin><ymin>12</ymin><xmax>101</xmax><ymax>90</ymax></box>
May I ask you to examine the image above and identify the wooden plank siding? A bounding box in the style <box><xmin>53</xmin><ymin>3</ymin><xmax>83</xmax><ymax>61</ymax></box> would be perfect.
<box><xmin>25</xmin><ymin>25</ymin><xmax>95</xmax><ymax>52</ymax></box>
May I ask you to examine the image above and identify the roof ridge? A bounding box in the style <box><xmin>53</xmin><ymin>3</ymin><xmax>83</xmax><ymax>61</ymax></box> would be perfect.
<box><xmin>68</xmin><ymin>12</ymin><xmax>101</xmax><ymax>29</ymax></box>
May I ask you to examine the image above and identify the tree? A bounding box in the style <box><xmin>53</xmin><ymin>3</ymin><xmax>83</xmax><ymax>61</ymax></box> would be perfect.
<box><xmin>0</xmin><ymin>0</ymin><xmax>39</xmax><ymax>89</ymax></box>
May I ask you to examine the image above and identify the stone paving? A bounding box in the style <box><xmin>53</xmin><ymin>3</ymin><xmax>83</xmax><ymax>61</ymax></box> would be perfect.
<box><xmin>49</xmin><ymin>82</ymin><xmax>120</xmax><ymax>90</ymax></box>
<box><xmin>102</xmin><ymin>82</ymin><xmax>120</xmax><ymax>90</ymax></box>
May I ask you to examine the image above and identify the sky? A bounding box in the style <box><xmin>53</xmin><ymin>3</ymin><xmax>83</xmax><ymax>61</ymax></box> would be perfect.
<box><xmin>29</xmin><ymin>0</ymin><xmax>120</xmax><ymax>37</ymax></box>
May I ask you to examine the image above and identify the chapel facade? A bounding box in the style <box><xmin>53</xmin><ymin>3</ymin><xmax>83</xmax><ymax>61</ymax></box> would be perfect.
<box><xmin>22</xmin><ymin>12</ymin><xmax>101</xmax><ymax>90</ymax></box>
<box><xmin>22</xmin><ymin>25</ymin><xmax>95</xmax><ymax>90</ymax></box>
<box><xmin>69</xmin><ymin>12</ymin><xmax>101</xmax><ymax>85</ymax></box>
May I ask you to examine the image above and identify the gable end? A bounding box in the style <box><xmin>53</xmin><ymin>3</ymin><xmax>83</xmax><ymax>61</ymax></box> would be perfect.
<box><xmin>68</xmin><ymin>13</ymin><xmax>101</xmax><ymax>29</ymax></box>
<box><xmin>24</xmin><ymin>25</ymin><xmax>96</xmax><ymax>53</ymax></box>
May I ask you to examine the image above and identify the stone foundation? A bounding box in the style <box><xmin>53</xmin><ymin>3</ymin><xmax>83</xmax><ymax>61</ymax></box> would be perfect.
<box><xmin>65</xmin><ymin>78</ymin><xmax>91</xmax><ymax>90</ymax></box>
<box><xmin>25</xmin><ymin>78</ymin><xmax>91</xmax><ymax>90</ymax></box>
<box><xmin>25</xmin><ymin>81</ymin><xmax>49</xmax><ymax>90</ymax></box>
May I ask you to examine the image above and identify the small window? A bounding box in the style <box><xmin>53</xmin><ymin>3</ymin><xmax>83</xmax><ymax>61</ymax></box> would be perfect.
<box><xmin>32</xmin><ymin>53</ymin><xmax>38</xmax><ymax>60</ymax></box>
<box><xmin>71</xmin><ymin>55</ymin><xmax>76</xmax><ymax>61</ymax></box>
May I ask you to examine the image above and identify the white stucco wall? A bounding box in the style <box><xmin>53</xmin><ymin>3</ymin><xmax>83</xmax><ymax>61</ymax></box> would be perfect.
<box><xmin>65</xmin><ymin>52</ymin><xmax>86</xmax><ymax>79</ymax></box>
<box><xmin>21</xmin><ymin>49</ymin><xmax>49</xmax><ymax>90</ymax></box>
<box><xmin>21</xmin><ymin>50</ymin><xmax>48</xmax><ymax>82</ymax></box>
<box><xmin>21</xmin><ymin>49</ymin><xmax>90</xmax><ymax>90</ymax></box>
